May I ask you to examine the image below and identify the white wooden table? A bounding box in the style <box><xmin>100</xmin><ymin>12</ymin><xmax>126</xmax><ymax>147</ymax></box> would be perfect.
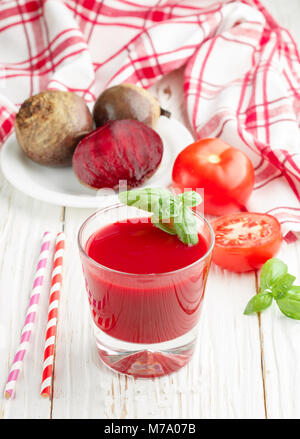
<box><xmin>0</xmin><ymin>0</ymin><xmax>300</xmax><ymax>419</ymax></box>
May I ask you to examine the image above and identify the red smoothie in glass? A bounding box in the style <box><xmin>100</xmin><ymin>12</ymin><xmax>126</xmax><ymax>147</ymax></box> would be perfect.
<box><xmin>84</xmin><ymin>218</ymin><xmax>210</xmax><ymax>345</ymax></box>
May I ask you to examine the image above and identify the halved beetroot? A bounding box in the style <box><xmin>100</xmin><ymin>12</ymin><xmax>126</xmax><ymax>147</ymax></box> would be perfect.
<box><xmin>73</xmin><ymin>119</ymin><xmax>163</xmax><ymax>189</ymax></box>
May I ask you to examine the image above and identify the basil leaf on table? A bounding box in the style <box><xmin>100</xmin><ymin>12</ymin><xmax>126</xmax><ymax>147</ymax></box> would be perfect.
<box><xmin>271</xmin><ymin>273</ymin><xmax>296</xmax><ymax>299</ymax></box>
<box><xmin>244</xmin><ymin>292</ymin><xmax>273</xmax><ymax>315</ymax></box>
<box><xmin>276</xmin><ymin>286</ymin><xmax>300</xmax><ymax>320</ymax></box>
<box><xmin>244</xmin><ymin>258</ymin><xmax>300</xmax><ymax>321</ymax></box>
<box><xmin>259</xmin><ymin>258</ymin><xmax>288</xmax><ymax>292</ymax></box>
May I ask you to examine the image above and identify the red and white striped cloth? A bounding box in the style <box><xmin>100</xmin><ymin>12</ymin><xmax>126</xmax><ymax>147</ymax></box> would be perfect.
<box><xmin>0</xmin><ymin>0</ymin><xmax>299</xmax><ymax>236</ymax></box>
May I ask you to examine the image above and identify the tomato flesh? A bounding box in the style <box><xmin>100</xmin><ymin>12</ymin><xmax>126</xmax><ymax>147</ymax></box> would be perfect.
<box><xmin>172</xmin><ymin>138</ymin><xmax>254</xmax><ymax>216</ymax></box>
<box><xmin>211</xmin><ymin>213</ymin><xmax>282</xmax><ymax>272</ymax></box>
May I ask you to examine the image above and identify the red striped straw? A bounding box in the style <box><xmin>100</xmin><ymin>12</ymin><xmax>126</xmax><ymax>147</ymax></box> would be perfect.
<box><xmin>41</xmin><ymin>232</ymin><xmax>65</xmax><ymax>398</ymax></box>
<box><xmin>4</xmin><ymin>232</ymin><xmax>53</xmax><ymax>399</ymax></box>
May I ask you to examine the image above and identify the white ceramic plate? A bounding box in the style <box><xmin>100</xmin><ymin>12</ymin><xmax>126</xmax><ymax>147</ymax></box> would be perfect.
<box><xmin>0</xmin><ymin>116</ymin><xmax>194</xmax><ymax>208</ymax></box>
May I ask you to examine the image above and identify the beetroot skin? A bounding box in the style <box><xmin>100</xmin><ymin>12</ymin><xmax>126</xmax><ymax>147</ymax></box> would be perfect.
<box><xmin>73</xmin><ymin>119</ymin><xmax>164</xmax><ymax>189</ymax></box>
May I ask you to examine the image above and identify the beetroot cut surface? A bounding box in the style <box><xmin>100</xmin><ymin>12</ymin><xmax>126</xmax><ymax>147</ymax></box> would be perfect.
<box><xmin>73</xmin><ymin>119</ymin><xmax>164</xmax><ymax>189</ymax></box>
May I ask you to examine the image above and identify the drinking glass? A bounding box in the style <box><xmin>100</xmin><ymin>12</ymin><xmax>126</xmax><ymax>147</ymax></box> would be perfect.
<box><xmin>78</xmin><ymin>203</ymin><xmax>214</xmax><ymax>378</ymax></box>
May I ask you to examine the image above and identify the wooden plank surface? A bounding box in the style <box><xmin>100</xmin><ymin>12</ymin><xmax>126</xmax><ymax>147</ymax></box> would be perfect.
<box><xmin>0</xmin><ymin>0</ymin><xmax>299</xmax><ymax>419</ymax></box>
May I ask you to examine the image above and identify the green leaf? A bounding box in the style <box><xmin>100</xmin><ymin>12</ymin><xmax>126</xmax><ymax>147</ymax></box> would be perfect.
<box><xmin>244</xmin><ymin>257</ymin><xmax>300</xmax><ymax>321</ymax></box>
<box><xmin>177</xmin><ymin>191</ymin><xmax>202</xmax><ymax>208</ymax></box>
<box><xmin>173</xmin><ymin>205</ymin><xmax>199</xmax><ymax>246</ymax></box>
<box><xmin>119</xmin><ymin>188</ymin><xmax>201</xmax><ymax>246</ymax></box>
<box><xmin>259</xmin><ymin>258</ymin><xmax>288</xmax><ymax>292</ymax></box>
<box><xmin>151</xmin><ymin>216</ymin><xmax>176</xmax><ymax>236</ymax></box>
<box><xmin>118</xmin><ymin>188</ymin><xmax>177</xmax><ymax>220</ymax></box>
<box><xmin>244</xmin><ymin>292</ymin><xmax>273</xmax><ymax>315</ymax></box>
<box><xmin>276</xmin><ymin>287</ymin><xmax>300</xmax><ymax>320</ymax></box>
<box><xmin>271</xmin><ymin>273</ymin><xmax>296</xmax><ymax>299</ymax></box>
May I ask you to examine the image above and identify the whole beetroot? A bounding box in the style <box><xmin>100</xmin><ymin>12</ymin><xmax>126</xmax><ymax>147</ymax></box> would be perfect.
<box><xmin>93</xmin><ymin>83</ymin><xmax>161</xmax><ymax>129</ymax></box>
<box><xmin>15</xmin><ymin>90</ymin><xmax>93</xmax><ymax>166</ymax></box>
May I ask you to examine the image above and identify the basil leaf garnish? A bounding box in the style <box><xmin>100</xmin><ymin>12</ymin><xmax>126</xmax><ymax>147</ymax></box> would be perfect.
<box><xmin>173</xmin><ymin>204</ymin><xmax>199</xmax><ymax>246</ymax></box>
<box><xmin>119</xmin><ymin>188</ymin><xmax>202</xmax><ymax>245</ymax></box>
<box><xmin>177</xmin><ymin>191</ymin><xmax>202</xmax><ymax>208</ymax></box>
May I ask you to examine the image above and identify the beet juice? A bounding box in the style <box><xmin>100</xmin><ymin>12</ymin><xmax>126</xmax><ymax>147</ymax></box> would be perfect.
<box><xmin>79</xmin><ymin>204</ymin><xmax>214</xmax><ymax>377</ymax></box>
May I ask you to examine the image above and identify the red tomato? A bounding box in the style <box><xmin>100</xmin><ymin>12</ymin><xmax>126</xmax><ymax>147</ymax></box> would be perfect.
<box><xmin>172</xmin><ymin>138</ymin><xmax>254</xmax><ymax>215</ymax></box>
<box><xmin>211</xmin><ymin>213</ymin><xmax>283</xmax><ymax>272</ymax></box>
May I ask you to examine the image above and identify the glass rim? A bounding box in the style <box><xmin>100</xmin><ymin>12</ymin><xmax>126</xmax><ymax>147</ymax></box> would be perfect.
<box><xmin>78</xmin><ymin>203</ymin><xmax>215</xmax><ymax>277</ymax></box>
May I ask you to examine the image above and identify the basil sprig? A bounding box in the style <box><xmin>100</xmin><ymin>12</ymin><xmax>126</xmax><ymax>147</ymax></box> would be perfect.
<box><xmin>244</xmin><ymin>258</ymin><xmax>300</xmax><ymax>320</ymax></box>
<box><xmin>118</xmin><ymin>188</ymin><xmax>202</xmax><ymax>245</ymax></box>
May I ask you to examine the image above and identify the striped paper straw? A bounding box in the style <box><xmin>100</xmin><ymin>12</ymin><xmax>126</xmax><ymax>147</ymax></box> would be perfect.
<box><xmin>4</xmin><ymin>232</ymin><xmax>52</xmax><ymax>399</ymax></box>
<box><xmin>41</xmin><ymin>232</ymin><xmax>65</xmax><ymax>398</ymax></box>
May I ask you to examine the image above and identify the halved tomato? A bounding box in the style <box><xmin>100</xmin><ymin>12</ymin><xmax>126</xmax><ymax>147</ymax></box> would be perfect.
<box><xmin>211</xmin><ymin>212</ymin><xmax>282</xmax><ymax>272</ymax></box>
